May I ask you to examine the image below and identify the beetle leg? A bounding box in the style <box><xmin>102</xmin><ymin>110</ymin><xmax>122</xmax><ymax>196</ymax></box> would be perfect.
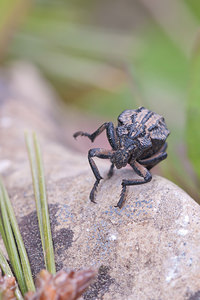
<box><xmin>161</xmin><ymin>142</ymin><xmax>168</xmax><ymax>153</ymax></box>
<box><xmin>88</xmin><ymin>148</ymin><xmax>113</xmax><ymax>203</ymax></box>
<box><xmin>107</xmin><ymin>163</ymin><xmax>115</xmax><ymax>178</ymax></box>
<box><xmin>74</xmin><ymin>122</ymin><xmax>118</xmax><ymax>150</ymax></box>
<box><xmin>138</xmin><ymin>152</ymin><xmax>167</xmax><ymax>166</ymax></box>
<box><xmin>117</xmin><ymin>184</ymin><xmax>127</xmax><ymax>209</ymax></box>
<box><xmin>138</xmin><ymin>143</ymin><xmax>168</xmax><ymax>168</ymax></box>
<box><xmin>116</xmin><ymin>161</ymin><xmax>152</xmax><ymax>208</ymax></box>
<box><xmin>74</xmin><ymin>123</ymin><xmax>107</xmax><ymax>142</ymax></box>
<box><xmin>106</xmin><ymin>123</ymin><xmax>118</xmax><ymax>150</ymax></box>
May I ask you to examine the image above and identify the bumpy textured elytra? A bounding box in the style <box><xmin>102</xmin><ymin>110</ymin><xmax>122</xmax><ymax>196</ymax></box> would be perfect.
<box><xmin>74</xmin><ymin>107</ymin><xmax>170</xmax><ymax>208</ymax></box>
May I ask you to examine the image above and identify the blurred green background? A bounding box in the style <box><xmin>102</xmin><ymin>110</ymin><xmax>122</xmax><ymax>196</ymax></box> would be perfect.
<box><xmin>0</xmin><ymin>0</ymin><xmax>200</xmax><ymax>202</ymax></box>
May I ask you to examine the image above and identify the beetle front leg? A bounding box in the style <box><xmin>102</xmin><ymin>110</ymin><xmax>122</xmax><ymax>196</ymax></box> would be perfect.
<box><xmin>88</xmin><ymin>148</ymin><xmax>113</xmax><ymax>203</ymax></box>
<box><xmin>74</xmin><ymin>122</ymin><xmax>118</xmax><ymax>150</ymax></box>
<box><xmin>116</xmin><ymin>161</ymin><xmax>152</xmax><ymax>208</ymax></box>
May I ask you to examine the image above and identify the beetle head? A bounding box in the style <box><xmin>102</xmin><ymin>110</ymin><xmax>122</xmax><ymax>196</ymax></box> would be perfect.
<box><xmin>111</xmin><ymin>139</ymin><xmax>137</xmax><ymax>169</ymax></box>
<box><xmin>111</xmin><ymin>148</ymin><xmax>131</xmax><ymax>169</ymax></box>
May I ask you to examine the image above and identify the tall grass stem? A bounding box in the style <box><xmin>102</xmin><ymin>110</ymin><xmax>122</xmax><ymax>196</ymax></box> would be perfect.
<box><xmin>0</xmin><ymin>179</ymin><xmax>35</xmax><ymax>292</ymax></box>
<box><xmin>0</xmin><ymin>187</ymin><xmax>27</xmax><ymax>295</ymax></box>
<box><xmin>25</xmin><ymin>132</ymin><xmax>56</xmax><ymax>274</ymax></box>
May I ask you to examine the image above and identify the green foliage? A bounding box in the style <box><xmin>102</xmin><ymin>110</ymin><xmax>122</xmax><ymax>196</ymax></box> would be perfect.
<box><xmin>186</xmin><ymin>39</ymin><xmax>200</xmax><ymax>180</ymax></box>
<box><xmin>134</xmin><ymin>26</ymin><xmax>188</xmax><ymax>91</ymax></box>
<box><xmin>184</xmin><ymin>0</ymin><xmax>200</xmax><ymax>21</ymax></box>
<box><xmin>0</xmin><ymin>0</ymin><xmax>17</xmax><ymax>30</ymax></box>
<box><xmin>76</xmin><ymin>86</ymin><xmax>137</xmax><ymax>119</ymax></box>
<box><xmin>0</xmin><ymin>0</ymin><xmax>27</xmax><ymax>54</ymax></box>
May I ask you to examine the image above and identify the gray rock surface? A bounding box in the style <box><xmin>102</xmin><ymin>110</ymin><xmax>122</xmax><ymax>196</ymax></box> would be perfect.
<box><xmin>0</xmin><ymin>63</ymin><xmax>200</xmax><ymax>300</ymax></box>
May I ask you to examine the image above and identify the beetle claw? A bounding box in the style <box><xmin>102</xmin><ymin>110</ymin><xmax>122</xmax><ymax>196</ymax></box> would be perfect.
<box><xmin>73</xmin><ymin>132</ymin><xmax>81</xmax><ymax>139</ymax></box>
<box><xmin>91</xmin><ymin>200</ymin><xmax>97</xmax><ymax>204</ymax></box>
<box><xmin>89</xmin><ymin>178</ymin><xmax>102</xmax><ymax>204</ymax></box>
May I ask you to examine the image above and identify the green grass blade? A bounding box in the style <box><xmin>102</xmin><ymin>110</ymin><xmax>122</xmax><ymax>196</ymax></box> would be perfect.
<box><xmin>0</xmin><ymin>216</ymin><xmax>9</xmax><ymax>256</ymax></box>
<box><xmin>0</xmin><ymin>179</ymin><xmax>35</xmax><ymax>292</ymax></box>
<box><xmin>33</xmin><ymin>132</ymin><xmax>56</xmax><ymax>274</ymax></box>
<box><xmin>0</xmin><ymin>248</ymin><xmax>23</xmax><ymax>300</ymax></box>
<box><xmin>0</xmin><ymin>187</ymin><xmax>27</xmax><ymax>295</ymax></box>
<box><xmin>25</xmin><ymin>133</ymin><xmax>46</xmax><ymax>266</ymax></box>
<box><xmin>25</xmin><ymin>132</ymin><xmax>56</xmax><ymax>274</ymax></box>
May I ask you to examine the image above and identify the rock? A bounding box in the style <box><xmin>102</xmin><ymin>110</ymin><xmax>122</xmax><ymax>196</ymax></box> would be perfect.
<box><xmin>19</xmin><ymin>170</ymin><xmax>200</xmax><ymax>300</ymax></box>
<box><xmin>0</xmin><ymin>63</ymin><xmax>200</xmax><ymax>300</ymax></box>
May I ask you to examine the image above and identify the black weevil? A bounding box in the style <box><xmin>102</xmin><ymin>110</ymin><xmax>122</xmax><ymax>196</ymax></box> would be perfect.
<box><xmin>74</xmin><ymin>107</ymin><xmax>170</xmax><ymax>208</ymax></box>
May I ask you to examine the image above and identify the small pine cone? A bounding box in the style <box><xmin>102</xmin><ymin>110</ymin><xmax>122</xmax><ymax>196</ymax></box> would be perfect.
<box><xmin>0</xmin><ymin>269</ymin><xmax>17</xmax><ymax>300</ymax></box>
<box><xmin>25</xmin><ymin>268</ymin><xmax>96</xmax><ymax>300</ymax></box>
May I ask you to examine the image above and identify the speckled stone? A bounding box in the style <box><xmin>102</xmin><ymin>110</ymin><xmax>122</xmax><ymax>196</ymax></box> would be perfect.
<box><xmin>34</xmin><ymin>165</ymin><xmax>200</xmax><ymax>300</ymax></box>
<box><xmin>14</xmin><ymin>154</ymin><xmax>200</xmax><ymax>300</ymax></box>
<box><xmin>0</xmin><ymin>63</ymin><xmax>200</xmax><ymax>300</ymax></box>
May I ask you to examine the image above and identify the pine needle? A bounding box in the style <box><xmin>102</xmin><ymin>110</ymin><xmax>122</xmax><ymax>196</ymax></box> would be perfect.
<box><xmin>0</xmin><ymin>179</ymin><xmax>35</xmax><ymax>292</ymax></box>
<box><xmin>25</xmin><ymin>132</ymin><xmax>56</xmax><ymax>274</ymax></box>
<box><xmin>0</xmin><ymin>186</ymin><xmax>27</xmax><ymax>295</ymax></box>
<box><xmin>0</xmin><ymin>216</ymin><xmax>9</xmax><ymax>257</ymax></box>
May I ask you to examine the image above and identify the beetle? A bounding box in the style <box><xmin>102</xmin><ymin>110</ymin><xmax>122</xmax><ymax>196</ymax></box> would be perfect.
<box><xmin>73</xmin><ymin>107</ymin><xmax>170</xmax><ymax>208</ymax></box>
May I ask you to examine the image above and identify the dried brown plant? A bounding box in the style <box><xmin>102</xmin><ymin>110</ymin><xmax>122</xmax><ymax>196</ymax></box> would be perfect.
<box><xmin>24</xmin><ymin>269</ymin><xmax>96</xmax><ymax>300</ymax></box>
<box><xmin>0</xmin><ymin>269</ymin><xmax>17</xmax><ymax>300</ymax></box>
